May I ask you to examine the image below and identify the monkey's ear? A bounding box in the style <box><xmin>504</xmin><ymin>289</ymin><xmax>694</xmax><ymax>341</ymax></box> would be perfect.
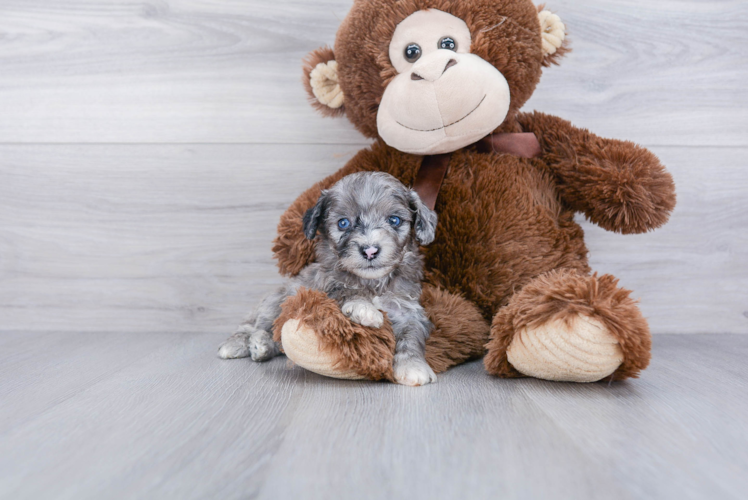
<box><xmin>408</xmin><ymin>191</ymin><xmax>438</xmax><ymax>246</ymax></box>
<box><xmin>302</xmin><ymin>46</ymin><xmax>345</xmax><ymax>117</ymax></box>
<box><xmin>302</xmin><ymin>190</ymin><xmax>330</xmax><ymax>240</ymax></box>
<box><xmin>537</xmin><ymin>6</ymin><xmax>570</xmax><ymax>67</ymax></box>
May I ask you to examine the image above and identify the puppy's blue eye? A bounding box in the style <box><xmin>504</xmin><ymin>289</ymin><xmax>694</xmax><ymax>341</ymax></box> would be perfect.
<box><xmin>388</xmin><ymin>216</ymin><xmax>402</xmax><ymax>227</ymax></box>
<box><xmin>337</xmin><ymin>218</ymin><xmax>351</xmax><ymax>230</ymax></box>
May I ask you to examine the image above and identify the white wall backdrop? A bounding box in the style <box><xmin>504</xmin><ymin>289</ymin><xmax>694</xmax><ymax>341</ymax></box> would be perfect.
<box><xmin>0</xmin><ymin>0</ymin><xmax>746</xmax><ymax>334</ymax></box>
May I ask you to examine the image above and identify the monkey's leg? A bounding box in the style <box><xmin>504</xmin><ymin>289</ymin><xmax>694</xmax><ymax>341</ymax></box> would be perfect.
<box><xmin>275</xmin><ymin>285</ymin><xmax>489</xmax><ymax>381</ymax></box>
<box><xmin>484</xmin><ymin>268</ymin><xmax>651</xmax><ymax>382</ymax></box>
<box><xmin>274</xmin><ymin>288</ymin><xmax>395</xmax><ymax>380</ymax></box>
<box><xmin>421</xmin><ymin>285</ymin><xmax>490</xmax><ymax>373</ymax></box>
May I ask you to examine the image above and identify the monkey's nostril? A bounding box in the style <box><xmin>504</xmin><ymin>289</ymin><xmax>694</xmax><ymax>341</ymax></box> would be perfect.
<box><xmin>443</xmin><ymin>59</ymin><xmax>457</xmax><ymax>73</ymax></box>
<box><xmin>411</xmin><ymin>72</ymin><xmax>424</xmax><ymax>81</ymax></box>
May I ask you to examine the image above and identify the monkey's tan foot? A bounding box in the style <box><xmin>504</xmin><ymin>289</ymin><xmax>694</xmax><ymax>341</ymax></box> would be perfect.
<box><xmin>485</xmin><ymin>269</ymin><xmax>651</xmax><ymax>382</ymax></box>
<box><xmin>280</xmin><ymin>319</ymin><xmax>366</xmax><ymax>380</ymax></box>
<box><xmin>506</xmin><ymin>315</ymin><xmax>623</xmax><ymax>383</ymax></box>
<box><xmin>273</xmin><ymin>288</ymin><xmax>396</xmax><ymax>381</ymax></box>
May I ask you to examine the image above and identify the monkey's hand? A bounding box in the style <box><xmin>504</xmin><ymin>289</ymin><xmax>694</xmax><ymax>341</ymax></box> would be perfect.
<box><xmin>518</xmin><ymin>111</ymin><xmax>676</xmax><ymax>234</ymax></box>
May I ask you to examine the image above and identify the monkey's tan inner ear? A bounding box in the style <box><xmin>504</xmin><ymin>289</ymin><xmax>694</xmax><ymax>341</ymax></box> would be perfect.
<box><xmin>310</xmin><ymin>60</ymin><xmax>344</xmax><ymax>109</ymax></box>
<box><xmin>538</xmin><ymin>10</ymin><xmax>565</xmax><ymax>56</ymax></box>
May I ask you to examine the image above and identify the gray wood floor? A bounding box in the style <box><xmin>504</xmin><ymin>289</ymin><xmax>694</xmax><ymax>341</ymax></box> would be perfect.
<box><xmin>0</xmin><ymin>332</ymin><xmax>746</xmax><ymax>500</ymax></box>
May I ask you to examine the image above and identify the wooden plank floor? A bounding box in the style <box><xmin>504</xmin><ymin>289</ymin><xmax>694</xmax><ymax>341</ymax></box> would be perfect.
<box><xmin>0</xmin><ymin>332</ymin><xmax>746</xmax><ymax>500</ymax></box>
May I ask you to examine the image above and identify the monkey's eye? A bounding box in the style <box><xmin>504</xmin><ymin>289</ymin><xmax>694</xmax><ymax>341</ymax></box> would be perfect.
<box><xmin>337</xmin><ymin>218</ymin><xmax>351</xmax><ymax>230</ymax></box>
<box><xmin>438</xmin><ymin>37</ymin><xmax>457</xmax><ymax>51</ymax></box>
<box><xmin>404</xmin><ymin>43</ymin><xmax>421</xmax><ymax>63</ymax></box>
<box><xmin>388</xmin><ymin>216</ymin><xmax>402</xmax><ymax>227</ymax></box>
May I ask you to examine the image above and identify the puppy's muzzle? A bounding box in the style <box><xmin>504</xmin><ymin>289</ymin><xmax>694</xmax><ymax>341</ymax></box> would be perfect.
<box><xmin>360</xmin><ymin>245</ymin><xmax>380</xmax><ymax>261</ymax></box>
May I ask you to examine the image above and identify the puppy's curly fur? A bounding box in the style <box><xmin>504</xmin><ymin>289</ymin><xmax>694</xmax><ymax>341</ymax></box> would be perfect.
<box><xmin>218</xmin><ymin>172</ymin><xmax>440</xmax><ymax>386</ymax></box>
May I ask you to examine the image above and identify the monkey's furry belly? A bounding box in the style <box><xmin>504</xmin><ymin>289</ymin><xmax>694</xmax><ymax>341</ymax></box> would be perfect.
<box><xmin>419</xmin><ymin>152</ymin><xmax>589</xmax><ymax>318</ymax></box>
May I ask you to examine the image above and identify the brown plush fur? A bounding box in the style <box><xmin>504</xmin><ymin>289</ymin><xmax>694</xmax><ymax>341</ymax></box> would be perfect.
<box><xmin>518</xmin><ymin>112</ymin><xmax>676</xmax><ymax>234</ymax></box>
<box><xmin>422</xmin><ymin>285</ymin><xmax>490</xmax><ymax>373</ymax></box>
<box><xmin>272</xmin><ymin>0</ymin><xmax>676</xmax><ymax>381</ymax></box>
<box><xmin>275</xmin><ymin>140</ymin><xmax>594</xmax><ymax>317</ymax></box>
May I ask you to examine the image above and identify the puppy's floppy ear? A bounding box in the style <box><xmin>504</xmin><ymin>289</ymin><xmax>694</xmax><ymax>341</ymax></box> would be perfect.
<box><xmin>408</xmin><ymin>190</ymin><xmax>438</xmax><ymax>245</ymax></box>
<box><xmin>302</xmin><ymin>190</ymin><xmax>330</xmax><ymax>240</ymax></box>
<box><xmin>302</xmin><ymin>46</ymin><xmax>345</xmax><ymax>117</ymax></box>
<box><xmin>537</xmin><ymin>5</ymin><xmax>570</xmax><ymax>67</ymax></box>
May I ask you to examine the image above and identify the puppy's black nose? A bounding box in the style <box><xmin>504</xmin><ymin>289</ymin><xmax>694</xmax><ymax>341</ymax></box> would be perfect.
<box><xmin>360</xmin><ymin>245</ymin><xmax>380</xmax><ymax>261</ymax></box>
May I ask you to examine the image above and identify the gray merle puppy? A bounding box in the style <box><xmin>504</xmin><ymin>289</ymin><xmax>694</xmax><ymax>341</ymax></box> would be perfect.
<box><xmin>217</xmin><ymin>172</ymin><xmax>439</xmax><ymax>386</ymax></box>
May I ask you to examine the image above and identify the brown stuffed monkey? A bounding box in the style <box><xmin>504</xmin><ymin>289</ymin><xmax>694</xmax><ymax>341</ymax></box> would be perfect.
<box><xmin>270</xmin><ymin>0</ymin><xmax>676</xmax><ymax>384</ymax></box>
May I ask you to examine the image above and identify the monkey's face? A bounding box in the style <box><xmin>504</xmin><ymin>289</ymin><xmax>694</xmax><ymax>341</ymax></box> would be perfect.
<box><xmin>377</xmin><ymin>9</ymin><xmax>511</xmax><ymax>155</ymax></box>
<box><xmin>303</xmin><ymin>0</ymin><xmax>567</xmax><ymax>155</ymax></box>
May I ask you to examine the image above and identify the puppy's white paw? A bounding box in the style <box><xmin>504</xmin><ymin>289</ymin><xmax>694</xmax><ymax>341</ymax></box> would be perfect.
<box><xmin>218</xmin><ymin>327</ymin><xmax>278</xmax><ymax>362</ymax></box>
<box><xmin>218</xmin><ymin>332</ymin><xmax>250</xmax><ymax>359</ymax></box>
<box><xmin>342</xmin><ymin>300</ymin><xmax>384</xmax><ymax>328</ymax></box>
<box><xmin>394</xmin><ymin>356</ymin><xmax>437</xmax><ymax>387</ymax></box>
<box><xmin>248</xmin><ymin>332</ymin><xmax>278</xmax><ymax>362</ymax></box>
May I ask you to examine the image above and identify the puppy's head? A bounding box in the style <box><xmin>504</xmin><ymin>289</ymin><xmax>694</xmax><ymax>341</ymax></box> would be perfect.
<box><xmin>303</xmin><ymin>172</ymin><xmax>437</xmax><ymax>279</ymax></box>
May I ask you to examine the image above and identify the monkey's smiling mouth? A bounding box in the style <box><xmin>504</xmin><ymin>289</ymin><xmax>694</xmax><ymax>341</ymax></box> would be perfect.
<box><xmin>396</xmin><ymin>94</ymin><xmax>487</xmax><ymax>132</ymax></box>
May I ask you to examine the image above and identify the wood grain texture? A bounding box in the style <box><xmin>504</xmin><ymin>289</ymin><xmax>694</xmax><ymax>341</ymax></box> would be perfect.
<box><xmin>0</xmin><ymin>0</ymin><xmax>746</xmax><ymax>333</ymax></box>
<box><xmin>0</xmin><ymin>0</ymin><xmax>745</xmax><ymax>146</ymax></box>
<box><xmin>0</xmin><ymin>331</ymin><xmax>179</xmax><ymax>434</ymax></box>
<box><xmin>0</xmin><ymin>331</ymin><xmax>746</xmax><ymax>499</ymax></box>
<box><xmin>0</xmin><ymin>144</ymin><xmax>354</xmax><ymax>333</ymax></box>
<box><xmin>1</xmin><ymin>144</ymin><xmax>746</xmax><ymax>334</ymax></box>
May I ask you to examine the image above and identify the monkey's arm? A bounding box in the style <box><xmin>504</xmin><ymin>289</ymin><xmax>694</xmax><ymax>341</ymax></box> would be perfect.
<box><xmin>272</xmin><ymin>147</ymin><xmax>380</xmax><ymax>276</ymax></box>
<box><xmin>517</xmin><ymin>111</ymin><xmax>676</xmax><ymax>234</ymax></box>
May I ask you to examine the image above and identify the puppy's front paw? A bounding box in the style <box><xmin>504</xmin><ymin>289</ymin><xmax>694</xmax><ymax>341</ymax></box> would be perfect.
<box><xmin>394</xmin><ymin>355</ymin><xmax>437</xmax><ymax>387</ymax></box>
<box><xmin>342</xmin><ymin>300</ymin><xmax>384</xmax><ymax>328</ymax></box>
